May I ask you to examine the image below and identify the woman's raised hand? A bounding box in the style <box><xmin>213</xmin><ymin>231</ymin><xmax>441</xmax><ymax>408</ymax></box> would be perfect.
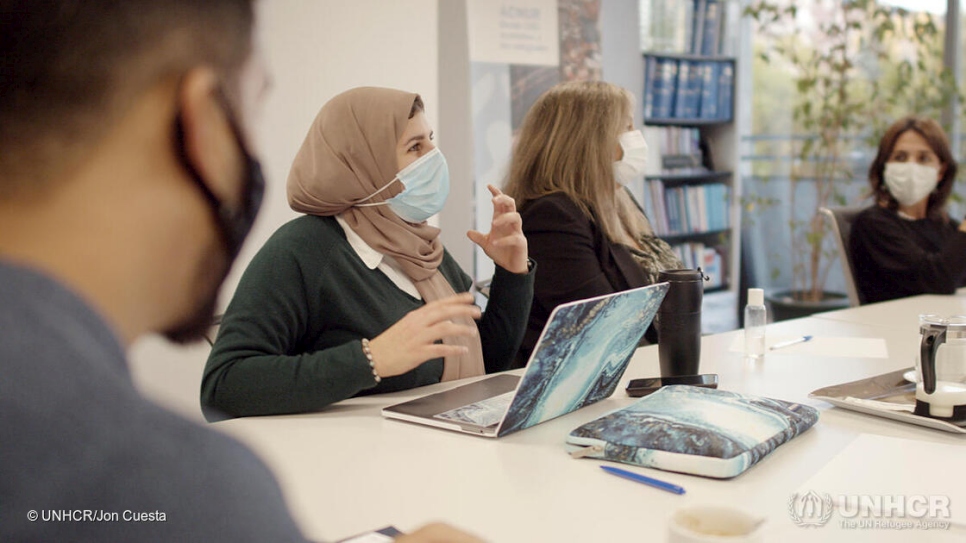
<box><xmin>467</xmin><ymin>185</ymin><xmax>529</xmax><ymax>274</ymax></box>
<box><xmin>366</xmin><ymin>292</ymin><xmax>480</xmax><ymax>377</ymax></box>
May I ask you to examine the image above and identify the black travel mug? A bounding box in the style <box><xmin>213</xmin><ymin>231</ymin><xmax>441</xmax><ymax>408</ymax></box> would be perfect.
<box><xmin>657</xmin><ymin>269</ymin><xmax>704</xmax><ymax>377</ymax></box>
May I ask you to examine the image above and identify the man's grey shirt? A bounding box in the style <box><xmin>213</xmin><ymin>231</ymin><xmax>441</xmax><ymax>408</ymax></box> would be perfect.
<box><xmin>0</xmin><ymin>260</ymin><xmax>308</xmax><ymax>542</ymax></box>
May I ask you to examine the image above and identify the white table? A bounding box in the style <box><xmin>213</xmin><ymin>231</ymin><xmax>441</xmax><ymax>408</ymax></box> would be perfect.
<box><xmin>815</xmin><ymin>293</ymin><xmax>966</xmax><ymax>330</ymax></box>
<box><xmin>215</xmin><ymin>314</ymin><xmax>965</xmax><ymax>543</ymax></box>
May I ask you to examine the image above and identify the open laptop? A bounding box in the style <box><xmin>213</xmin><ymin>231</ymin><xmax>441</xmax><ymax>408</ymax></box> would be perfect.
<box><xmin>382</xmin><ymin>282</ymin><xmax>669</xmax><ymax>437</ymax></box>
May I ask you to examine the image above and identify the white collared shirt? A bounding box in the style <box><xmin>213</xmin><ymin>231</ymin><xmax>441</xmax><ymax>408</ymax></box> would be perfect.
<box><xmin>335</xmin><ymin>215</ymin><xmax>422</xmax><ymax>300</ymax></box>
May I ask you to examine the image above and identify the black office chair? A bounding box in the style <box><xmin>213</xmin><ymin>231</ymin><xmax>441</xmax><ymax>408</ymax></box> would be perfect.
<box><xmin>819</xmin><ymin>206</ymin><xmax>866</xmax><ymax>307</ymax></box>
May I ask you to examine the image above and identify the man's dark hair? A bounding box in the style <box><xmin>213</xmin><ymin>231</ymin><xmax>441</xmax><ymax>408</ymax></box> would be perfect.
<box><xmin>0</xmin><ymin>0</ymin><xmax>254</xmax><ymax>195</ymax></box>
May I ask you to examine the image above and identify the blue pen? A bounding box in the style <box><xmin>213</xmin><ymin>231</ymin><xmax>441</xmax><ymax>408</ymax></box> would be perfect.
<box><xmin>769</xmin><ymin>335</ymin><xmax>813</xmax><ymax>351</ymax></box>
<box><xmin>600</xmin><ymin>465</ymin><xmax>686</xmax><ymax>495</ymax></box>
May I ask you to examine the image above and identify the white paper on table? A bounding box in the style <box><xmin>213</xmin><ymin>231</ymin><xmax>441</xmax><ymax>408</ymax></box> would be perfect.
<box><xmin>338</xmin><ymin>533</ymin><xmax>394</xmax><ymax>543</ymax></box>
<box><xmin>797</xmin><ymin>434</ymin><xmax>966</xmax><ymax>525</ymax></box>
<box><xmin>728</xmin><ymin>335</ymin><xmax>888</xmax><ymax>358</ymax></box>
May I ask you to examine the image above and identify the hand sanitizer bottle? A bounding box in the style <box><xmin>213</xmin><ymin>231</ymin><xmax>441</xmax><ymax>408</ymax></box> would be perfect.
<box><xmin>744</xmin><ymin>288</ymin><xmax>766</xmax><ymax>360</ymax></box>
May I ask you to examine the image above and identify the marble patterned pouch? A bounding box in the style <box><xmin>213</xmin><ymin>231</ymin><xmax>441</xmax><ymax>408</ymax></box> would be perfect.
<box><xmin>567</xmin><ymin>385</ymin><xmax>819</xmax><ymax>479</ymax></box>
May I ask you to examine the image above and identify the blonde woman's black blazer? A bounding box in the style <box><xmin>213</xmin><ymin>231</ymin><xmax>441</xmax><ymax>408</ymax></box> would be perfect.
<box><xmin>514</xmin><ymin>192</ymin><xmax>650</xmax><ymax>368</ymax></box>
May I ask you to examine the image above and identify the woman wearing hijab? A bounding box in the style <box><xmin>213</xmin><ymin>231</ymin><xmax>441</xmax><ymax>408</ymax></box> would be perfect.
<box><xmin>201</xmin><ymin>87</ymin><xmax>533</xmax><ymax>420</ymax></box>
<box><xmin>503</xmin><ymin>81</ymin><xmax>681</xmax><ymax>367</ymax></box>
<box><xmin>851</xmin><ymin>115</ymin><xmax>965</xmax><ymax>304</ymax></box>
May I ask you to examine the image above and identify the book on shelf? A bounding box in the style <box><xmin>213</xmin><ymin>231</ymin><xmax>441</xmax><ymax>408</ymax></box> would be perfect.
<box><xmin>702</xmin><ymin>246</ymin><xmax>725</xmax><ymax>288</ymax></box>
<box><xmin>669</xmin><ymin>242</ymin><xmax>725</xmax><ymax>289</ymax></box>
<box><xmin>640</xmin><ymin>1</ymin><xmax>694</xmax><ymax>54</ymax></box>
<box><xmin>641</xmin><ymin>0</ymin><xmax>733</xmax><ymax>56</ymax></box>
<box><xmin>700</xmin><ymin>0</ymin><xmax>723</xmax><ymax>56</ymax></box>
<box><xmin>674</xmin><ymin>62</ymin><xmax>705</xmax><ymax>120</ymax></box>
<box><xmin>707</xmin><ymin>184</ymin><xmax>719</xmax><ymax>231</ymax></box>
<box><xmin>658</xmin><ymin>57</ymin><xmax>678</xmax><ymax>119</ymax></box>
<box><xmin>677</xmin><ymin>187</ymin><xmax>691</xmax><ymax>234</ymax></box>
<box><xmin>644</xmin><ymin>57</ymin><xmax>657</xmax><ymax>119</ymax></box>
<box><xmin>690</xmin><ymin>0</ymin><xmax>707</xmax><ymax>55</ymax></box>
<box><xmin>717</xmin><ymin>184</ymin><xmax>732</xmax><ymax>230</ymax></box>
<box><xmin>717</xmin><ymin>63</ymin><xmax>734</xmax><ymax>121</ymax></box>
<box><xmin>643</xmin><ymin>182</ymin><xmax>730</xmax><ymax>237</ymax></box>
<box><xmin>684</xmin><ymin>186</ymin><xmax>698</xmax><ymax>232</ymax></box>
<box><xmin>686</xmin><ymin>61</ymin><xmax>704</xmax><ymax>119</ymax></box>
<box><xmin>664</xmin><ymin>187</ymin><xmax>681</xmax><ymax>235</ymax></box>
<box><xmin>644</xmin><ymin>56</ymin><xmax>679</xmax><ymax>120</ymax></box>
<box><xmin>641</xmin><ymin>0</ymin><xmax>737</xmax><ymax>120</ymax></box>
<box><xmin>672</xmin><ymin>61</ymin><xmax>692</xmax><ymax>119</ymax></box>
<box><xmin>692</xmin><ymin>185</ymin><xmax>708</xmax><ymax>232</ymax></box>
<box><xmin>662</xmin><ymin>155</ymin><xmax>705</xmax><ymax>175</ymax></box>
<box><xmin>641</xmin><ymin>0</ymin><xmax>734</xmax><ymax>56</ymax></box>
<box><xmin>641</xmin><ymin>126</ymin><xmax>704</xmax><ymax>175</ymax></box>
<box><xmin>698</xmin><ymin>61</ymin><xmax>720</xmax><ymax>120</ymax></box>
<box><xmin>643</xmin><ymin>58</ymin><xmax>734</xmax><ymax>122</ymax></box>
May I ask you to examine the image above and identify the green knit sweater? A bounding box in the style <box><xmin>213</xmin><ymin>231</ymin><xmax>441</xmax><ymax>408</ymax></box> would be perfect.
<box><xmin>201</xmin><ymin>215</ymin><xmax>534</xmax><ymax>420</ymax></box>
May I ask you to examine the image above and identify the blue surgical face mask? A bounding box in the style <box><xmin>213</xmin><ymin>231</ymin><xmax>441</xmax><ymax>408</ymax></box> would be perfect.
<box><xmin>357</xmin><ymin>147</ymin><xmax>450</xmax><ymax>223</ymax></box>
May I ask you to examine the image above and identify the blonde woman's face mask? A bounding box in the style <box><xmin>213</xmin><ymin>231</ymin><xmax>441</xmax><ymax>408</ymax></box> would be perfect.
<box><xmin>613</xmin><ymin>130</ymin><xmax>648</xmax><ymax>186</ymax></box>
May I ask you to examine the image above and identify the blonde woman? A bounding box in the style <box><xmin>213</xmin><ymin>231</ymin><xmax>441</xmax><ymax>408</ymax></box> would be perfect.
<box><xmin>504</xmin><ymin>81</ymin><xmax>681</xmax><ymax>367</ymax></box>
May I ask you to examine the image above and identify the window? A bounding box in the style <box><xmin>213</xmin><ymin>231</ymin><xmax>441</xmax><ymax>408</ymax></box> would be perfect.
<box><xmin>742</xmin><ymin>0</ymin><xmax>961</xmax><ymax>296</ymax></box>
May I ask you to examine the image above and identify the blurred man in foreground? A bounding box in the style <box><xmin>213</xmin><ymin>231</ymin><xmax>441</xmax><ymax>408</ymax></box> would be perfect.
<box><xmin>0</xmin><ymin>1</ymin><xmax>481</xmax><ymax>541</ymax></box>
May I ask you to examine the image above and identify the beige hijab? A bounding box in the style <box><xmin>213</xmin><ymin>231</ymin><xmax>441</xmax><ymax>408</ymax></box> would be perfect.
<box><xmin>287</xmin><ymin>87</ymin><xmax>483</xmax><ymax>381</ymax></box>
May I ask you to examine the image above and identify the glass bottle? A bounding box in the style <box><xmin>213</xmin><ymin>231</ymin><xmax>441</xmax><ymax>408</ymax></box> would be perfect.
<box><xmin>744</xmin><ymin>288</ymin><xmax>766</xmax><ymax>360</ymax></box>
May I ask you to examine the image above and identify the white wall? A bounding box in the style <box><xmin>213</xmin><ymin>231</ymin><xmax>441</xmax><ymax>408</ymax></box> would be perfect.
<box><xmin>436</xmin><ymin>0</ymin><xmax>476</xmax><ymax>272</ymax></box>
<box><xmin>600</xmin><ymin>0</ymin><xmax>643</xmax><ymax>126</ymax></box>
<box><xmin>129</xmin><ymin>0</ymin><xmax>440</xmax><ymax>420</ymax></box>
<box><xmin>250</xmin><ymin>0</ymin><xmax>440</xmax><ymax>287</ymax></box>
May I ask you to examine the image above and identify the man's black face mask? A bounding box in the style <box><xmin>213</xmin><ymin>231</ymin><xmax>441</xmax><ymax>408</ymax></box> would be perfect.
<box><xmin>164</xmin><ymin>88</ymin><xmax>265</xmax><ymax>344</ymax></box>
<box><xmin>176</xmin><ymin>89</ymin><xmax>265</xmax><ymax>258</ymax></box>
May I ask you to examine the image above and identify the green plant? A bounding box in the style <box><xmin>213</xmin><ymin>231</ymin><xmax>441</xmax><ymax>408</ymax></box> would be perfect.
<box><xmin>744</xmin><ymin>0</ymin><xmax>962</xmax><ymax>302</ymax></box>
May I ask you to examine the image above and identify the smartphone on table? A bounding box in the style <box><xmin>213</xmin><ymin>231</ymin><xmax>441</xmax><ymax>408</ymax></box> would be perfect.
<box><xmin>625</xmin><ymin>374</ymin><xmax>719</xmax><ymax>398</ymax></box>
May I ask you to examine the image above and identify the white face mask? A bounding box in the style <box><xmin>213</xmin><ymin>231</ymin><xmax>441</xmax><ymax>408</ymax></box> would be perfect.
<box><xmin>613</xmin><ymin>129</ymin><xmax>649</xmax><ymax>186</ymax></box>
<box><xmin>883</xmin><ymin>161</ymin><xmax>940</xmax><ymax>207</ymax></box>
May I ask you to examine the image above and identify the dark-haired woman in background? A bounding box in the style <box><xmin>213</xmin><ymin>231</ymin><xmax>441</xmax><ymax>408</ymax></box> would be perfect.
<box><xmin>851</xmin><ymin>115</ymin><xmax>966</xmax><ymax>304</ymax></box>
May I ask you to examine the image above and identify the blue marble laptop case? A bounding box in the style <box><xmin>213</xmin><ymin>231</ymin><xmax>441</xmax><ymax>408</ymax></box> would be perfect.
<box><xmin>496</xmin><ymin>283</ymin><xmax>668</xmax><ymax>437</ymax></box>
<box><xmin>567</xmin><ymin>385</ymin><xmax>819</xmax><ymax>478</ymax></box>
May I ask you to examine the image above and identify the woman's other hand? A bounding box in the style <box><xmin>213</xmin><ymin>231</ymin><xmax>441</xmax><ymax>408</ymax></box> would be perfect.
<box><xmin>367</xmin><ymin>293</ymin><xmax>480</xmax><ymax>377</ymax></box>
<box><xmin>467</xmin><ymin>185</ymin><xmax>529</xmax><ymax>274</ymax></box>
